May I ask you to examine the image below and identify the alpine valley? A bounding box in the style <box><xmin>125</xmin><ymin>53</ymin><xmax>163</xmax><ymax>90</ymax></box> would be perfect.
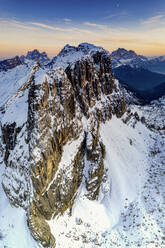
<box><xmin>0</xmin><ymin>43</ymin><xmax>165</xmax><ymax>248</ymax></box>
<box><xmin>111</xmin><ymin>48</ymin><xmax>165</xmax><ymax>102</ymax></box>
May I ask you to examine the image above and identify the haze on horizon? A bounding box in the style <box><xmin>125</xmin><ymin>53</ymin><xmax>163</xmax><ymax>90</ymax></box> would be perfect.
<box><xmin>1</xmin><ymin>0</ymin><xmax>165</xmax><ymax>58</ymax></box>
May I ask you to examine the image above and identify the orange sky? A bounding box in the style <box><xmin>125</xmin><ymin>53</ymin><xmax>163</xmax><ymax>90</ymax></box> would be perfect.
<box><xmin>1</xmin><ymin>18</ymin><xmax>165</xmax><ymax>58</ymax></box>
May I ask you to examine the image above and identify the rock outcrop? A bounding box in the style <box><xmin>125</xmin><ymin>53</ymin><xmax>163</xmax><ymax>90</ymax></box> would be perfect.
<box><xmin>0</xmin><ymin>43</ymin><xmax>126</xmax><ymax>247</ymax></box>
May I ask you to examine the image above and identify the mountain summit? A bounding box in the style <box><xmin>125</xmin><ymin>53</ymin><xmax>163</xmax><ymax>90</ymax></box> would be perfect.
<box><xmin>20</xmin><ymin>49</ymin><xmax>50</xmax><ymax>65</ymax></box>
<box><xmin>111</xmin><ymin>48</ymin><xmax>138</xmax><ymax>60</ymax></box>
<box><xmin>111</xmin><ymin>48</ymin><xmax>165</xmax><ymax>74</ymax></box>
<box><xmin>50</xmin><ymin>42</ymin><xmax>105</xmax><ymax>69</ymax></box>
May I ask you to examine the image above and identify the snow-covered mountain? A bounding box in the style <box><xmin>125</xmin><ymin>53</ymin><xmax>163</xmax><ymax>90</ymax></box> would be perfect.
<box><xmin>111</xmin><ymin>48</ymin><xmax>147</xmax><ymax>63</ymax></box>
<box><xmin>111</xmin><ymin>48</ymin><xmax>165</xmax><ymax>100</ymax></box>
<box><xmin>49</xmin><ymin>42</ymin><xmax>104</xmax><ymax>69</ymax></box>
<box><xmin>20</xmin><ymin>49</ymin><xmax>50</xmax><ymax>65</ymax></box>
<box><xmin>111</xmin><ymin>48</ymin><xmax>165</xmax><ymax>74</ymax></box>
<box><xmin>0</xmin><ymin>50</ymin><xmax>50</xmax><ymax>73</ymax></box>
<box><xmin>0</xmin><ymin>56</ymin><xmax>22</xmax><ymax>72</ymax></box>
<box><xmin>0</xmin><ymin>43</ymin><xmax>165</xmax><ymax>248</ymax></box>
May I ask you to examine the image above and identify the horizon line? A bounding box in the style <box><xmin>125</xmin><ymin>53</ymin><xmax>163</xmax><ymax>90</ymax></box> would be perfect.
<box><xmin>1</xmin><ymin>44</ymin><xmax>165</xmax><ymax>60</ymax></box>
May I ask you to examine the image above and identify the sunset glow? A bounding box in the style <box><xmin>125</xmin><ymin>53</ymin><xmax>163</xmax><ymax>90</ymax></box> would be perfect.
<box><xmin>1</xmin><ymin>0</ymin><xmax>165</xmax><ymax>57</ymax></box>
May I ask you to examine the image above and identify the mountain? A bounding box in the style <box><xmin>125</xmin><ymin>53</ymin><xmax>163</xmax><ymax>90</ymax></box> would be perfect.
<box><xmin>49</xmin><ymin>42</ymin><xmax>104</xmax><ymax>69</ymax></box>
<box><xmin>20</xmin><ymin>49</ymin><xmax>50</xmax><ymax>65</ymax></box>
<box><xmin>118</xmin><ymin>78</ymin><xmax>165</xmax><ymax>104</ymax></box>
<box><xmin>111</xmin><ymin>48</ymin><xmax>148</xmax><ymax>69</ymax></box>
<box><xmin>0</xmin><ymin>43</ymin><xmax>165</xmax><ymax>248</ymax></box>
<box><xmin>136</xmin><ymin>81</ymin><xmax>165</xmax><ymax>102</ymax></box>
<box><xmin>111</xmin><ymin>49</ymin><xmax>165</xmax><ymax>101</ymax></box>
<box><xmin>111</xmin><ymin>48</ymin><xmax>165</xmax><ymax>74</ymax></box>
<box><xmin>146</xmin><ymin>56</ymin><xmax>165</xmax><ymax>74</ymax></box>
<box><xmin>111</xmin><ymin>48</ymin><xmax>147</xmax><ymax>62</ymax></box>
<box><xmin>113</xmin><ymin>65</ymin><xmax>165</xmax><ymax>90</ymax></box>
<box><xmin>0</xmin><ymin>56</ymin><xmax>22</xmax><ymax>72</ymax></box>
<box><xmin>0</xmin><ymin>50</ymin><xmax>50</xmax><ymax>73</ymax></box>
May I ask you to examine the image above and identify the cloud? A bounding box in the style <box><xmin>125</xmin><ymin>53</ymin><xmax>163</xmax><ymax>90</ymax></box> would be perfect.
<box><xmin>141</xmin><ymin>15</ymin><xmax>164</xmax><ymax>25</ymax></box>
<box><xmin>30</xmin><ymin>22</ymin><xmax>73</xmax><ymax>32</ymax></box>
<box><xmin>0</xmin><ymin>19</ymin><xmax>38</xmax><ymax>31</ymax></box>
<box><xmin>0</xmin><ymin>18</ymin><xmax>94</xmax><ymax>36</ymax></box>
<box><xmin>1</xmin><ymin>18</ymin><xmax>165</xmax><ymax>57</ymax></box>
<box><xmin>30</xmin><ymin>21</ymin><xmax>94</xmax><ymax>34</ymax></box>
<box><xmin>100</xmin><ymin>38</ymin><xmax>141</xmax><ymax>44</ymax></box>
<box><xmin>83</xmin><ymin>22</ymin><xmax>109</xmax><ymax>30</ymax></box>
<box><xmin>64</xmin><ymin>18</ymin><xmax>71</xmax><ymax>22</ymax></box>
<box><xmin>104</xmin><ymin>10</ymin><xmax>128</xmax><ymax>20</ymax></box>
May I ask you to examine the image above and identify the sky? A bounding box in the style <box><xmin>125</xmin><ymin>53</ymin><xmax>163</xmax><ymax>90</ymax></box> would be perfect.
<box><xmin>1</xmin><ymin>0</ymin><xmax>165</xmax><ymax>58</ymax></box>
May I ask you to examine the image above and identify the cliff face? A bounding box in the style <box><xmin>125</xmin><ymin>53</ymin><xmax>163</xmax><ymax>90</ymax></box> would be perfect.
<box><xmin>0</xmin><ymin>44</ymin><xmax>126</xmax><ymax>247</ymax></box>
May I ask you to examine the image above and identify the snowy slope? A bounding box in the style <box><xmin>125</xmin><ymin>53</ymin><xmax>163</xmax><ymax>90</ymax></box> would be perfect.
<box><xmin>51</xmin><ymin>43</ymin><xmax>105</xmax><ymax>69</ymax></box>
<box><xmin>1</xmin><ymin>104</ymin><xmax>164</xmax><ymax>247</ymax></box>
<box><xmin>0</xmin><ymin>64</ymin><xmax>31</xmax><ymax>108</ymax></box>
<box><xmin>0</xmin><ymin>43</ymin><xmax>164</xmax><ymax>248</ymax></box>
<box><xmin>0</xmin><ymin>158</ymin><xmax>38</xmax><ymax>248</ymax></box>
<box><xmin>47</xmin><ymin>107</ymin><xmax>165</xmax><ymax>248</ymax></box>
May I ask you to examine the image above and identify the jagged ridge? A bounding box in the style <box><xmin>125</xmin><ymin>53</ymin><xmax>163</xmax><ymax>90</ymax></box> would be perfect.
<box><xmin>0</xmin><ymin>43</ymin><xmax>126</xmax><ymax>247</ymax></box>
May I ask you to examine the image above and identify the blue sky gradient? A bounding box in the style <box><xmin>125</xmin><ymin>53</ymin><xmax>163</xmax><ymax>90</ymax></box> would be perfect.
<box><xmin>1</xmin><ymin>0</ymin><xmax>165</xmax><ymax>23</ymax></box>
<box><xmin>1</xmin><ymin>0</ymin><xmax>165</xmax><ymax>57</ymax></box>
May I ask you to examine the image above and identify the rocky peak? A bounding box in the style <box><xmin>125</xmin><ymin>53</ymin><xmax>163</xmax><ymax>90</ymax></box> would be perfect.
<box><xmin>20</xmin><ymin>49</ymin><xmax>50</xmax><ymax>65</ymax></box>
<box><xmin>57</xmin><ymin>43</ymin><xmax>104</xmax><ymax>57</ymax></box>
<box><xmin>110</xmin><ymin>48</ymin><xmax>149</xmax><ymax>70</ymax></box>
<box><xmin>111</xmin><ymin>48</ymin><xmax>165</xmax><ymax>74</ymax></box>
<box><xmin>78</xmin><ymin>42</ymin><xmax>103</xmax><ymax>53</ymax></box>
<box><xmin>26</xmin><ymin>49</ymin><xmax>41</xmax><ymax>59</ymax></box>
<box><xmin>50</xmin><ymin>43</ymin><xmax>106</xmax><ymax>71</ymax></box>
<box><xmin>111</xmin><ymin>48</ymin><xmax>138</xmax><ymax>60</ymax></box>
<box><xmin>0</xmin><ymin>43</ymin><xmax>126</xmax><ymax>247</ymax></box>
<box><xmin>0</xmin><ymin>56</ymin><xmax>22</xmax><ymax>72</ymax></box>
<box><xmin>58</xmin><ymin>44</ymin><xmax>78</xmax><ymax>56</ymax></box>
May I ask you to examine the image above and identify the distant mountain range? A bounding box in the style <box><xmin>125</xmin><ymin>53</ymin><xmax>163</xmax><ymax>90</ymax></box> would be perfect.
<box><xmin>0</xmin><ymin>56</ymin><xmax>22</xmax><ymax>71</ymax></box>
<box><xmin>1</xmin><ymin>47</ymin><xmax>165</xmax><ymax>73</ymax></box>
<box><xmin>111</xmin><ymin>48</ymin><xmax>165</xmax><ymax>74</ymax></box>
<box><xmin>20</xmin><ymin>49</ymin><xmax>50</xmax><ymax>65</ymax></box>
<box><xmin>111</xmin><ymin>48</ymin><xmax>165</xmax><ymax>102</ymax></box>
<box><xmin>0</xmin><ymin>46</ymin><xmax>165</xmax><ymax>102</ymax></box>
<box><xmin>0</xmin><ymin>49</ymin><xmax>50</xmax><ymax>72</ymax></box>
<box><xmin>113</xmin><ymin>65</ymin><xmax>165</xmax><ymax>101</ymax></box>
<box><xmin>113</xmin><ymin>65</ymin><xmax>165</xmax><ymax>91</ymax></box>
